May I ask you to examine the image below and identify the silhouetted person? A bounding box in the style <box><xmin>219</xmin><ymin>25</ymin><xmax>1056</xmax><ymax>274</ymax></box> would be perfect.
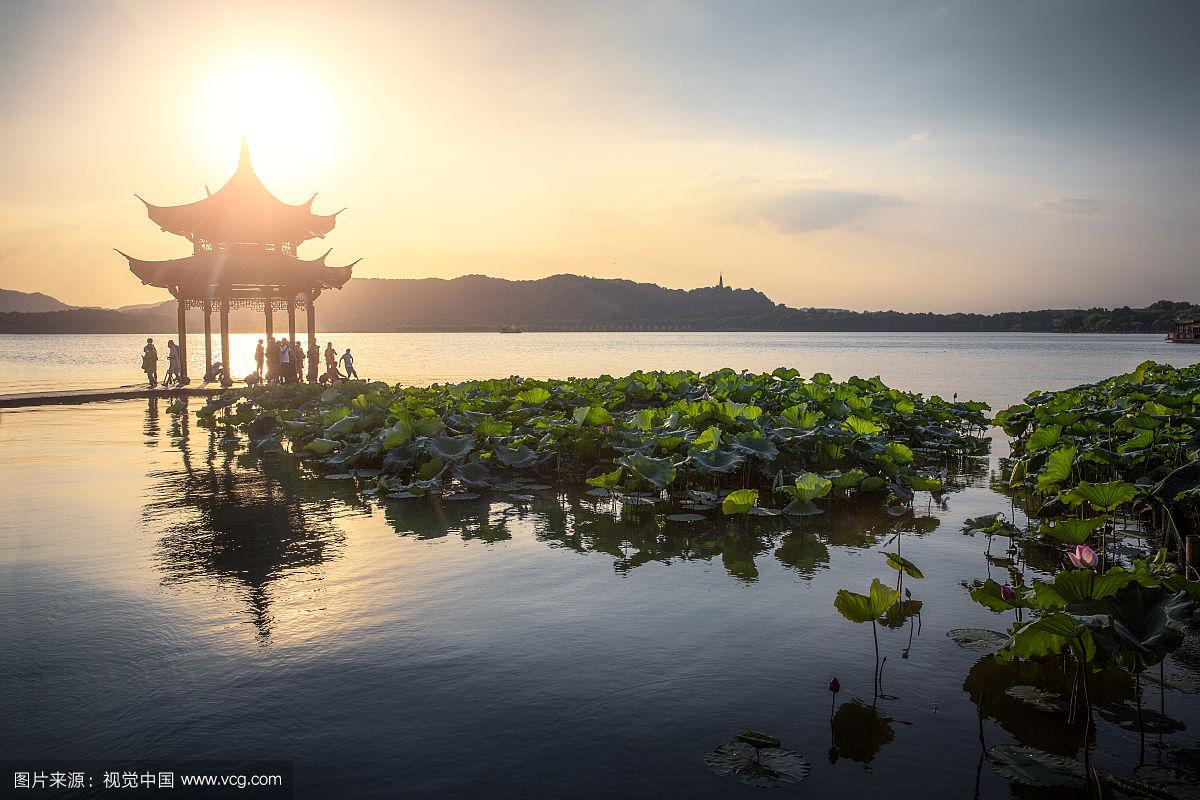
<box><xmin>266</xmin><ymin>338</ymin><xmax>280</xmax><ymax>383</ymax></box>
<box><xmin>163</xmin><ymin>339</ymin><xmax>181</xmax><ymax>387</ymax></box>
<box><xmin>142</xmin><ymin>338</ymin><xmax>158</xmax><ymax>388</ymax></box>
<box><xmin>279</xmin><ymin>339</ymin><xmax>292</xmax><ymax>383</ymax></box>
<box><xmin>339</xmin><ymin>348</ymin><xmax>358</xmax><ymax>380</ymax></box>
<box><xmin>307</xmin><ymin>341</ymin><xmax>319</xmax><ymax>383</ymax></box>
<box><xmin>255</xmin><ymin>339</ymin><xmax>265</xmax><ymax>377</ymax></box>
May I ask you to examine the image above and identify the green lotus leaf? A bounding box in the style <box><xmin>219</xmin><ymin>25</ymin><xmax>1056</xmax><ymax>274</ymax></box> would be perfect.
<box><xmin>961</xmin><ymin>513</ymin><xmax>1019</xmax><ymax>537</ymax></box>
<box><xmin>780</xmin><ymin>472</ymin><xmax>832</xmax><ymax>503</ymax></box>
<box><xmin>885</xmin><ymin>552</ymin><xmax>923</xmax><ymax>579</ymax></box>
<box><xmin>827</xmin><ymin>468</ymin><xmax>867</xmax><ymax>488</ymax></box>
<box><xmin>514</xmin><ymin>387</ymin><xmax>551</xmax><ymax>405</ymax></box>
<box><xmin>417</xmin><ymin>458</ymin><xmax>445</xmax><ymax>481</ymax></box>
<box><xmin>989</xmin><ymin>745</ymin><xmax>1084</xmax><ymax>787</ymax></box>
<box><xmin>1037</xmin><ymin>516</ymin><xmax>1106</xmax><ymax>545</ymax></box>
<box><xmin>1062</xmin><ymin>480</ymin><xmax>1139</xmax><ymax>512</ymax></box>
<box><xmin>492</xmin><ymin>443</ymin><xmax>538</xmax><ymax>468</ymax></box>
<box><xmin>905</xmin><ymin>474</ymin><xmax>942</xmax><ymax>492</ymax></box>
<box><xmin>617</xmin><ymin>453</ymin><xmax>677</xmax><ymax>489</ymax></box>
<box><xmin>1035</xmin><ymin>446</ymin><xmax>1077</xmax><ymax>493</ymax></box>
<box><xmin>970</xmin><ymin>578</ymin><xmax>1026</xmax><ymax>612</ymax></box>
<box><xmin>946</xmin><ymin>628</ymin><xmax>1008</xmax><ymax>652</ymax></box>
<box><xmin>423</xmin><ymin>435</ymin><xmax>476</xmax><ymax>462</ymax></box>
<box><xmin>834</xmin><ymin>578</ymin><xmax>900</xmax><ymax>623</ymax></box>
<box><xmin>325</xmin><ymin>415</ymin><xmax>358</xmax><ymax>437</ymax></box>
<box><xmin>305</xmin><ymin>438</ymin><xmax>339</xmax><ymax>455</ymax></box>
<box><xmin>689</xmin><ymin>447</ymin><xmax>745</xmax><ymax>474</ymax></box>
<box><xmin>573</xmin><ymin>405</ymin><xmax>614</xmax><ymax>426</ymax></box>
<box><xmin>585</xmin><ymin>467</ymin><xmax>623</xmax><ymax>490</ymax></box>
<box><xmin>453</xmin><ymin>462</ymin><xmax>495</xmax><ymax>487</ymax></box>
<box><xmin>859</xmin><ymin>476</ymin><xmax>886</xmax><ymax>492</ymax></box>
<box><xmin>779</xmin><ymin>404</ymin><xmax>825</xmax><ymax>429</ymax></box>
<box><xmin>1025</xmin><ymin>425</ymin><xmax>1062</xmax><ymax>452</ymax></box>
<box><xmin>843</xmin><ymin>416</ymin><xmax>884</xmax><ymax>436</ymax></box>
<box><xmin>474</xmin><ymin>418</ymin><xmax>513</xmax><ymax>437</ymax></box>
<box><xmin>380</xmin><ymin>420</ymin><xmax>414</xmax><ymax>449</ymax></box>
<box><xmin>721</xmin><ymin>488</ymin><xmax>759</xmax><ymax>515</ymax></box>
<box><xmin>691</xmin><ymin>425</ymin><xmax>722</xmax><ymax>450</ymax></box>
<box><xmin>731</xmin><ymin>432</ymin><xmax>779</xmax><ymax>461</ymax></box>
<box><xmin>883</xmin><ymin>442</ymin><xmax>913</xmax><ymax>464</ymax></box>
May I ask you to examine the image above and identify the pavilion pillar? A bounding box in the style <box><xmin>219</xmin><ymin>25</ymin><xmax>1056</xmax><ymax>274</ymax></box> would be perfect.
<box><xmin>203</xmin><ymin>302</ymin><xmax>213</xmax><ymax>379</ymax></box>
<box><xmin>176</xmin><ymin>298</ymin><xmax>189</xmax><ymax>381</ymax></box>
<box><xmin>264</xmin><ymin>299</ymin><xmax>274</xmax><ymax>340</ymax></box>
<box><xmin>219</xmin><ymin>298</ymin><xmax>231</xmax><ymax>386</ymax></box>
<box><xmin>287</xmin><ymin>297</ymin><xmax>297</xmax><ymax>345</ymax></box>
<box><xmin>306</xmin><ymin>294</ymin><xmax>318</xmax><ymax>382</ymax></box>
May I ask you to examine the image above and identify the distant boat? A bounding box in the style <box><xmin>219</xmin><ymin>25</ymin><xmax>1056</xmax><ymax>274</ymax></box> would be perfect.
<box><xmin>1166</xmin><ymin>319</ymin><xmax>1199</xmax><ymax>343</ymax></box>
<box><xmin>499</xmin><ymin>325</ymin><xmax>523</xmax><ymax>334</ymax></box>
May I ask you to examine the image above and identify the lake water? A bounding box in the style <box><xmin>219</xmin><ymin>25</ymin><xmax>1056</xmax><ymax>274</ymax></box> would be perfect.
<box><xmin>1</xmin><ymin>332</ymin><xmax>1196</xmax><ymax>410</ymax></box>
<box><xmin>1</xmin><ymin>337</ymin><xmax>1198</xmax><ymax>798</ymax></box>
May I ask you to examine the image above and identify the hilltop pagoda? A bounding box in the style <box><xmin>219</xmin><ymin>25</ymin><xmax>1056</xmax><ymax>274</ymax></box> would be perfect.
<box><xmin>118</xmin><ymin>141</ymin><xmax>358</xmax><ymax>385</ymax></box>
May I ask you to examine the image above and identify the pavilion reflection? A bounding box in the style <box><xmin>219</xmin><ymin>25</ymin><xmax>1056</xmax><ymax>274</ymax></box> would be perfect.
<box><xmin>145</xmin><ymin>397</ymin><xmax>347</xmax><ymax>643</ymax></box>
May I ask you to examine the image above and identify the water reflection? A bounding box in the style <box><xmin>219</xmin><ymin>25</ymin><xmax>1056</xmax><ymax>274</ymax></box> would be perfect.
<box><xmin>830</xmin><ymin>700</ymin><xmax>895</xmax><ymax>765</ymax></box>
<box><xmin>145</xmin><ymin>398</ymin><xmax>347</xmax><ymax>643</ymax></box>
<box><xmin>377</xmin><ymin>487</ymin><xmax>943</xmax><ymax>583</ymax></box>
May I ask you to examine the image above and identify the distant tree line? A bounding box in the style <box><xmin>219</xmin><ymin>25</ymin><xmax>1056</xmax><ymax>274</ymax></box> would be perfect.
<box><xmin>0</xmin><ymin>274</ymin><xmax>1195</xmax><ymax>335</ymax></box>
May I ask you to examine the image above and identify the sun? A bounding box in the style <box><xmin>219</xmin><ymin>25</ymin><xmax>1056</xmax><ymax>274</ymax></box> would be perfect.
<box><xmin>192</xmin><ymin>55</ymin><xmax>340</xmax><ymax>184</ymax></box>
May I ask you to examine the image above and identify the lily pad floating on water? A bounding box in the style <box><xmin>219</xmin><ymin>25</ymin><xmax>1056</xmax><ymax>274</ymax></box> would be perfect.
<box><xmin>705</xmin><ymin>740</ymin><xmax>811</xmax><ymax>788</ymax></box>
<box><xmin>1005</xmin><ymin>685</ymin><xmax>1067</xmax><ymax>713</ymax></box>
<box><xmin>946</xmin><ymin>628</ymin><xmax>1008</xmax><ymax>652</ymax></box>
<box><xmin>988</xmin><ymin>745</ymin><xmax>1084</xmax><ymax>787</ymax></box>
<box><xmin>1131</xmin><ymin>766</ymin><xmax>1200</xmax><ymax>800</ymax></box>
<box><xmin>323</xmin><ymin>473</ymin><xmax>355</xmax><ymax>480</ymax></box>
<box><xmin>443</xmin><ymin>492</ymin><xmax>482</xmax><ymax>501</ymax></box>
<box><xmin>666</xmin><ymin>513</ymin><xmax>706</xmax><ymax>523</ymax></box>
<box><xmin>1098</xmin><ymin>702</ymin><xmax>1187</xmax><ymax>733</ymax></box>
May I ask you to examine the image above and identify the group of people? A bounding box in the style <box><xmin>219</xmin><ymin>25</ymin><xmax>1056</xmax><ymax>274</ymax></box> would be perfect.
<box><xmin>139</xmin><ymin>336</ymin><xmax>358</xmax><ymax>389</ymax></box>
<box><xmin>252</xmin><ymin>338</ymin><xmax>358</xmax><ymax>385</ymax></box>
<box><xmin>141</xmin><ymin>337</ymin><xmax>186</xmax><ymax>389</ymax></box>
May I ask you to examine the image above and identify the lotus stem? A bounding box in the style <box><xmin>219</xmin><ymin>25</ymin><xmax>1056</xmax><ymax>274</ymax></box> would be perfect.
<box><xmin>871</xmin><ymin>620</ymin><xmax>880</xmax><ymax>698</ymax></box>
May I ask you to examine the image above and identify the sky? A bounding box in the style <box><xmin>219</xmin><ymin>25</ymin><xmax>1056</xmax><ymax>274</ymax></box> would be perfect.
<box><xmin>0</xmin><ymin>0</ymin><xmax>1197</xmax><ymax>313</ymax></box>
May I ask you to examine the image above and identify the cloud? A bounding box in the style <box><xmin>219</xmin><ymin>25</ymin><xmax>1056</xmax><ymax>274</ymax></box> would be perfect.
<box><xmin>1036</xmin><ymin>197</ymin><xmax>1110</xmax><ymax>215</ymax></box>
<box><xmin>908</xmin><ymin>131</ymin><xmax>930</xmax><ymax>143</ymax></box>
<box><xmin>733</xmin><ymin>189</ymin><xmax>901</xmax><ymax>234</ymax></box>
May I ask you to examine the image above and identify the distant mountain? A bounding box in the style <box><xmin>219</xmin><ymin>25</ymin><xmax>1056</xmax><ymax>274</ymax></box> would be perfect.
<box><xmin>0</xmin><ymin>288</ymin><xmax>73</xmax><ymax>313</ymax></box>
<box><xmin>0</xmin><ymin>276</ymin><xmax>1194</xmax><ymax>334</ymax></box>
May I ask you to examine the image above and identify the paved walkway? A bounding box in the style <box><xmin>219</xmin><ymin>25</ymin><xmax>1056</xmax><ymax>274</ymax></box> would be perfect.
<box><xmin>0</xmin><ymin>383</ymin><xmax>236</xmax><ymax>408</ymax></box>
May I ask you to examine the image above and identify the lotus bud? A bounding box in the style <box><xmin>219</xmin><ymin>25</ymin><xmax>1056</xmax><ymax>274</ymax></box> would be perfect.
<box><xmin>1000</xmin><ymin>584</ymin><xmax>1016</xmax><ymax>603</ymax></box>
<box><xmin>1068</xmin><ymin>544</ymin><xmax>1099</xmax><ymax>570</ymax></box>
<box><xmin>829</xmin><ymin>677</ymin><xmax>840</xmax><ymax>694</ymax></box>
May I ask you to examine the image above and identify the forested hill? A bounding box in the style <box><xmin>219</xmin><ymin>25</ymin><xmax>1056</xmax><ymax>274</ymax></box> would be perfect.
<box><xmin>0</xmin><ymin>274</ymin><xmax>1194</xmax><ymax>333</ymax></box>
<box><xmin>0</xmin><ymin>288</ymin><xmax>72</xmax><ymax>313</ymax></box>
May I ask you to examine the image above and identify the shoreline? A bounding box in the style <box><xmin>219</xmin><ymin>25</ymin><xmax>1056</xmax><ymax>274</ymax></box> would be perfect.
<box><xmin>0</xmin><ymin>385</ymin><xmax>228</xmax><ymax>409</ymax></box>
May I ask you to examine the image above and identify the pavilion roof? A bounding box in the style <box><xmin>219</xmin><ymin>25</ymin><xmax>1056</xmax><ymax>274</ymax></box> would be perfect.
<box><xmin>118</xmin><ymin>249</ymin><xmax>358</xmax><ymax>295</ymax></box>
<box><xmin>136</xmin><ymin>142</ymin><xmax>342</xmax><ymax>244</ymax></box>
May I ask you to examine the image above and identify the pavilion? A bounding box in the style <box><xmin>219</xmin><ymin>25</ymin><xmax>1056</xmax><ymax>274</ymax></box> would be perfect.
<box><xmin>118</xmin><ymin>141</ymin><xmax>358</xmax><ymax>385</ymax></box>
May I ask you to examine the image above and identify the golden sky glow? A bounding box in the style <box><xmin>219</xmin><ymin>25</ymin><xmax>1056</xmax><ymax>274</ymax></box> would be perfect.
<box><xmin>0</xmin><ymin>1</ymin><xmax>1197</xmax><ymax>312</ymax></box>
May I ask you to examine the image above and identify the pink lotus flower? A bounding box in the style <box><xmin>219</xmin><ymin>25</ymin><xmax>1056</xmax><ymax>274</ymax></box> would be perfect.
<box><xmin>829</xmin><ymin>677</ymin><xmax>840</xmax><ymax>694</ymax></box>
<box><xmin>1068</xmin><ymin>544</ymin><xmax>1099</xmax><ymax>570</ymax></box>
<box><xmin>1000</xmin><ymin>584</ymin><xmax>1017</xmax><ymax>603</ymax></box>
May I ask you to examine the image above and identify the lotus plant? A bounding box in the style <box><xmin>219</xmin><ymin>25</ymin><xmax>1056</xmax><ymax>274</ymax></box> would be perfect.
<box><xmin>834</xmin><ymin>578</ymin><xmax>901</xmax><ymax>698</ymax></box>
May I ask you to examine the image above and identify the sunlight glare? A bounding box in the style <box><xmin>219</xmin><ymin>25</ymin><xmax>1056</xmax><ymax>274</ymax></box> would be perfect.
<box><xmin>193</xmin><ymin>55</ymin><xmax>339</xmax><ymax>183</ymax></box>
